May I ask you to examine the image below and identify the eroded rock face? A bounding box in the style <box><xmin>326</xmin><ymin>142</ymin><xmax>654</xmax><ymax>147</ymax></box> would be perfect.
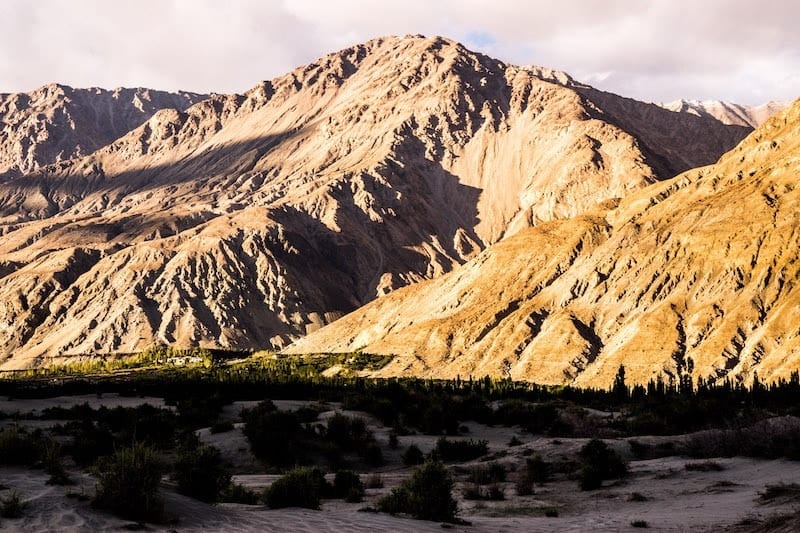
<box><xmin>0</xmin><ymin>35</ymin><xmax>753</xmax><ymax>368</ymax></box>
<box><xmin>0</xmin><ymin>85</ymin><xmax>206</xmax><ymax>180</ymax></box>
<box><xmin>287</xmin><ymin>99</ymin><xmax>800</xmax><ymax>388</ymax></box>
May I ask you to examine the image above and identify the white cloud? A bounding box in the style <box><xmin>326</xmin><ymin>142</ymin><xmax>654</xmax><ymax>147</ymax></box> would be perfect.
<box><xmin>0</xmin><ymin>0</ymin><xmax>797</xmax><ymax>105</ymax></box>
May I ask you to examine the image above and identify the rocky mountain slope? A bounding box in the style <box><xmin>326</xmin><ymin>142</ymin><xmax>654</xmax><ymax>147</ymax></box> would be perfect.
<box><xmin>0</xmin><ymin>35</ymin><xmax>752</xmax><ymax>368</ymax></box>
<box><xmin>287</xmin><ymin>98</ymin><xmax>800</xmax><ymax>388</ymax></box>
<box><xmin>661</xmin><ymin>99</ymin><xmax>789</xmax><ymax>128</ymax></box>
<box><xmin>0</xmin><ymin>85</ymin><xmax>206</xmax><ymax>180</ymax></box>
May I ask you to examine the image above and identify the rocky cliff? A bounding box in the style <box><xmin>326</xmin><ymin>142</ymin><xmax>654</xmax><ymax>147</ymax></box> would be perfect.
<box><xmin>287</xmin><ymin>98</ymin><xmax>800</xmax><ymax>388</ymax></box>
<box><xmin>0</xmin><ymin>35</ymin><xmax>753</xmax><ymax>368</ymax></box>
<box><xmin>0</xmin><ymin>85</ymin><xmax>205</xmax><ymax>180</ymax></box>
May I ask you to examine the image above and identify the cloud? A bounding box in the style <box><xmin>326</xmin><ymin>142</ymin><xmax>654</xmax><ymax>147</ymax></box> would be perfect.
<box><xmin>0</xmin><ymin>0</ymin><xmax>797</xmax><ymax>105</ymax></box>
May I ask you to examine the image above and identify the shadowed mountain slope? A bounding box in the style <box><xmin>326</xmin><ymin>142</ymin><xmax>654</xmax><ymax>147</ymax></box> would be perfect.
<box><xmin>0</xmin><ymin>35</ymin><xmax>752</xmax><ymax>368</ymax></box>
<box><xmin>287</xmin><ymin>99</ymin><xmax>800</xmax><ymax>388</ymax></box>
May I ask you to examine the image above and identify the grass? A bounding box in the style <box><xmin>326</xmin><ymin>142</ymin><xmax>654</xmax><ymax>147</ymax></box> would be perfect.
<box><xmin>758</xmin><ymin>482</ymin><xmax>800</xmax><ymax>503</ymax></box>
<box><xmin>684</xmin><ymin>461</ymin><xmax>724</xmax><ymax>472</ymax></box>
<box><xmin>0</xmin><ymin>491</ymin><xmax>26</xmax><ymax>519</ymax></box>
<box><xmin>472</xmin><ymin>504</ymin><xmax>560</xmax><ymax>517</ymax></box>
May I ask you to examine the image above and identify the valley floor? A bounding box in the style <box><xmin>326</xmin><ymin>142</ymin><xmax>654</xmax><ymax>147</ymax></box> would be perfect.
<box><xmin>2</xmin><ymin>394</ymin><xmax>799</xmax><ymax>532</ymax></box>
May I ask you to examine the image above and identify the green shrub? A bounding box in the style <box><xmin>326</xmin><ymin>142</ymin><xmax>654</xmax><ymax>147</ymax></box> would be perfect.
<box><xmin>93</xmin><ymin>443</ymin><xmax>164</xmax><ymax>522</ymax></box>
<box><xmin>431</xmin><ymin>438</ymin><xmax>488</xmax><ymax>462</ymax></box>
<box><xmin>333</xmin><ymin>471</ymin><xmax>365</xmax><ymax>502</ymax></box>
<box><xmin>173</xmin><ymin>444</ymin><xmax>231</xmax><ymax>503</ymax></box>
<box><xmin>578</xmin><ymin>439</ymin><xmax>627</xmax><ymax>491</ymax></box>
<box><xmin>0</xmin><ymin>426</ymin><xmax>39</xmax><ymax>466</ymax></box>
<box><xmin>67</xmin><ymin>421</ymin><xmax>116</xmax><ymax>466</ymax></box>
<box><xmin>362</xmin><ymin>443</ymin><xmax>384</xmax><ymax>467</ymax></box>
<box><xmin>759</xmin><ymin>482</ymin><xmax>800</xmax><ymax>502</ymax></box>
<box><xmin>378</xmin><ymin>461</ymin><xmax>458</xmax><ymax>522</ymax></box>
<box><xmin>220</xmin><ymin>483</ymin><xmax>259</xmax><ymax>504</ymax></box>
<box><xmin>462</xmin><ymin>483</ymin><xmax>504</xmax><ymax>501</ymax></box>
<box><xmin>402</xmin><ymin>444</ymin><xmax>425</xmax><ymax>466</ymax></box>
<box><xmin>44</xmin><ymin>441</ymin><xmax>73</xmax><ymax>486</ymax></box>
<box><xmin>0</xmin><ymin>491</ymin><xmax>26</xmax><ymax>518</ymax></box>
<box><xmin>468</xmin><ymin>462</ymin><xmax>506</xmax><ymax>484</ymax></box>
<box><xmin>242</xmin><ymin>409</ymin><xmax>302</xmax><ymax>467</ymax></box>
<box><xmin>684</xmin><ymin>461</ymin><xmax>724</xmax><ymax>472</ymax></box>
<box><xmin>365</xmin><ymin>473</ymin><xmax>384</xmax><ymax>489</ymax></box>
<box><xmin>263</xmin><ymin>467</ymin><xmax>331</xmax><ymax>509</ymax></box>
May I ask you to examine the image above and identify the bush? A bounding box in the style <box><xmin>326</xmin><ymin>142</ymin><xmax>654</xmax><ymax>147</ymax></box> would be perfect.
<box><xmin>0</xmin><ymin>491</ymin><xmax>26</xmax><ymax>518</ymax></box>
<box><xmin>493</xmin><ymin>401</ymin><xmax>562</xmax><ymax>434</ymax></box>
<box><xmin>333</xmin><ymin>471</ymin><xmax>365</xmax><ymax>502</ymax></box>
<box><xmin>431</xmin><ymin>438</ymin><xmax>488</xmax><ymax>462</ymax></box>
<box><xmin>578</xmin><ymin>439</ymin><xmax>627</xmax><ymax>491</ymax></box>
<box><xmin>468</xmin><ymin>462</ymin><xmax>506</xmax><ymax>484</ymax></box>
<box><xmin>362</xmin><ymin>444</ymin><xmax>384</xmax><ymax>467</ymax></box>
<box><xmin>173</xmin><ymin>444</ymin><xmax>231</xmax><ymax>503</ymax></box>
<box><xmin>685</xmin><ymin>461</ymin><xmax>724</xmax><ymax>472</ymax></box>
<box><xmin>44</xmin><ymin>441</ymin><xmax>73</xmax><ymax>486</ymax></box>
<box><xmin>263</xmin><ymin>467</ymin><xmax>331</xmax><ymax>509</ymax></box>
<box><xmin>378</xmin><ymin>461</ymin><xmax>458</xmax><ymax>522</ymax></box>
<box><xmin>94</xmin><ymin>443</ymin><xmax>164</xmax><ymax>522</ymax></box>
<box><xmin>759</xmin><ymin>483</ymin><xmax>800</xmax><ymax>502</ymax></box>
<box><xmin>242</xmin><ymin>409</ymin><xmax>302</xmax><ymax>467</ymax></box>
<box><xmin>220</xmin><ymin>483</ymin><xmax>259</xmax><ymax>504</ymax></box>
<box><xmin>68</xmin><ymin>421</ymin><xmax>115</xmax><ymax>466</ymax></box>
<box><xmin>402</xmin><ymin>445</ymin><xmax>425</xmax><ymax>466</ymax></box>
<box><xmin>631</xmin><ymin>519</ymin><xmax>649</xmax><ymax>528</ymax></box>
<box><xmin>525</xmin><ymin>456</ymin><xmax>549</xmax><ymax>484</ymax></box>
<box><xmin>463</xmin><ymin>483</ymin><xmax>504</xmax><ymax>501</ymax></box>
<box><xmin>326</xmin><ymin>413</ymin><xmax>371</xmax><ymax>448</ymax></box>
<box><xmin>365</xmin><ymin>473</ymin><xmax>384</xmax><ymax>489</ymax></box>
<box><xmin>0</xmin><ymin>426</ymin><xmax>39</xmax><ymax>466</ymax></box>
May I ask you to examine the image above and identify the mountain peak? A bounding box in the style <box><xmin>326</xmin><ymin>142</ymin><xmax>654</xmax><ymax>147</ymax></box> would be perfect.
<box><xmin>660</xmin><ymin>98</ymin><xmax>790</xmax><ymax>127</ymax></box>
<box><xmin>0</xmin><ymin>37</ymin><xmax>759</xmax><ymax>368</ymax></box>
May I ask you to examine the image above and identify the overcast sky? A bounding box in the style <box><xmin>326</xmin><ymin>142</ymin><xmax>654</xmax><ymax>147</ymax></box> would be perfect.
<box><xmin>1</xmin><ymin>0</ymin><xmax>797</xmax><ymax>105</ymax></box>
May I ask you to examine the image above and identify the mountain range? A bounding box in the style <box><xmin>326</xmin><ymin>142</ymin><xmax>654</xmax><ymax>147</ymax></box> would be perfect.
<box><xmin>0</xmin><ymin>35</ymin><xmax>793</xmax><ymax>386</ymax></box>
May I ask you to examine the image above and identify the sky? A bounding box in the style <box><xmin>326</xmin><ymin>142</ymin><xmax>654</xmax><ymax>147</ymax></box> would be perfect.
<box><xmin>0</xmin><ymin>0</ymin><xmax>797</xmax><ymax>105</ymax></box>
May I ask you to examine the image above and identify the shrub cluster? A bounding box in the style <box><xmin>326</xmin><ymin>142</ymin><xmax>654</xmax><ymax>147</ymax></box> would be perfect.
<box><xmin>378</xmin><ymin>461</ymin><xmax>458</xmax><ymax>522</ymax></box>
<box><xmin>430</xmin><ymin>438</ymin><xmax>488</xmax><ymax>462</ymax></box>
<box><xmin>578</xmin><ymin>439</ymin><xmax>627</xmax><ymax>491</ymax></box>
<box><xmin>173</xmin><ymin>442</ymin><xmax>231</xmax><ymax>503</ymax></box>
<box><xmin>93</xmin><ymin>443</ymin><xmax>165</xmax><ymax>522</ymax></box>
<box><xmin>263</xmin><ymin>467</ymin><xmax>330</xmax><ymax>510</ymax></box>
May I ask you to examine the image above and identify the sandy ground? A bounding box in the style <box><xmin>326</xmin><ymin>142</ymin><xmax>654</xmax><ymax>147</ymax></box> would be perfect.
<box><xmin>2</xmin><ymin>397</ymin><xmax>799</xmax><ymax>531</ymax></box>
<box><xmin>0</xmin><ymin>394</ymin><xmax>170</xmax><ymax>415</ymax></box>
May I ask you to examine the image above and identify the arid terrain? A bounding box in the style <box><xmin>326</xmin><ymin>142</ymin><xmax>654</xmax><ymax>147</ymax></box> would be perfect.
<box><xmin>3</xmin><ymin>386</ymin><xmax>800</xmax><ymax>533</ymax></box>
<box><xmin>0</xmin><ymin>32</ymin><xmax>798</xmax><ymax>533</ymax></box>
<box><xmin>0</xmin><ymin>35</ymin><xmax>757</xmax><ymax>379</ymax></box>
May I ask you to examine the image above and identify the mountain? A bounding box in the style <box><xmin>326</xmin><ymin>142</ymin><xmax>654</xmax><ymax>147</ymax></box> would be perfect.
<box><xmin>0</xmin><ymin>85</ymin><xmax>206</xmax><ymax>181</ymax></box>
<box><xmin>287</xmin><ymin>98</ymin><xmax>800</xmax><ymax>388</ymax></box>
<box><xmin>661</xmin><ymin>99</ymin><xmax>789</xmax><ymax>128</ymax></box>
<box><xmin>0</xmin><ymin>35</ymin><xmax>751</xmax><ymax>368</ymax></box>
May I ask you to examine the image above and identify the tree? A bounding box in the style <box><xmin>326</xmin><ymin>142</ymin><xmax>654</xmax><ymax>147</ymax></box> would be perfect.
<box><xmin>612</xmin><ymin>365</ymin><xmax>628</xmax><ymax>400</ymax></box>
